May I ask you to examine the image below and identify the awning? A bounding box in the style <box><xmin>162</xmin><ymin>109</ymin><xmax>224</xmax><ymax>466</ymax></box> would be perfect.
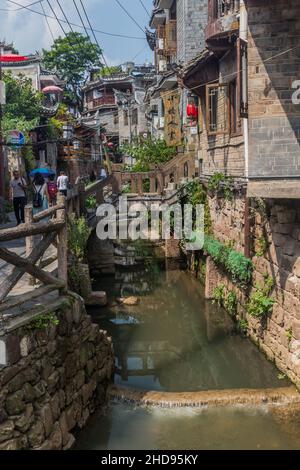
<box><xmin>181</xmin><ymin>49</ymin><xmax>219</xmax><ymax>94</ymax></box>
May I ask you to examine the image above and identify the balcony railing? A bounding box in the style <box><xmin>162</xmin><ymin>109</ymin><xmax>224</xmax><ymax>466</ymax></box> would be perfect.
<box><xmin>87</xmin><ymin>95</ymin><xmax>116</xmax><ymax>110</ymax></box>
<box><xmin>213</xmin><ymin>0</ymin><xmax>240</xmax><ymax>19</ymax></box>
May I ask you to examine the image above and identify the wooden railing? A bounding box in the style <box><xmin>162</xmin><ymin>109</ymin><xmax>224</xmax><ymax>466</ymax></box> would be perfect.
<box><xmin>0</xmin><ymin>194</ymin><xmax>67</xmax><ymax>310</ymax></box>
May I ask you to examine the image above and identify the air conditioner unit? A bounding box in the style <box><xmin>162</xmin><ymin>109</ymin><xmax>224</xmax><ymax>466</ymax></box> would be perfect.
<box><xmin>159</xmin><ymin>60</ymin><xmax>167</xmax><ymax>72</ymax></box>
<box><xmin>158</xmin><ymin>38</ymin><xmax>164</xmax><ymax>50</ymax></box>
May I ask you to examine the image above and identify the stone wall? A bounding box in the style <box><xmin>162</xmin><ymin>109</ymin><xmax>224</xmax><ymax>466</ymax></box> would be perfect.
<box><xmin>0</xmin><ymin>294</ymin><xmax>114</xmax><ymax>450</ymax></box>
<box><xmin>205</xmin><ymin>194</ymin><xmax>300</xmax><ymax>387</ymax></box>
<box><xmin>247</xmin><ymin>0</ymin><xmax>300</xmax><ymax>178</ymax></box>
<box><xmin>176</xmin><ymin>0</ymin><xmax>208</xmax><ymax>64</ymax></box>
<box><xmin>199</xmin><ymin>48</ymin><xmax>245</xmax><ymax>178</ymax></box>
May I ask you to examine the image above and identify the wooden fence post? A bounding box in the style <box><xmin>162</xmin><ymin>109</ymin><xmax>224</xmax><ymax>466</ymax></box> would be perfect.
<box><xmin>56</xmin><ymin>194</ymin><xmax>68</xmax><ymax>285</ymax></box>
<box><xmin>25</xmin><ymin>204</ymin><xmax>35</xmax><ymax>286</ymax></box>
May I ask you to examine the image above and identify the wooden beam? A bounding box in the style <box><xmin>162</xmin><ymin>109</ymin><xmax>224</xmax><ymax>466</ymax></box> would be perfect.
<box><xmin>56</xmin><ymin>194</ymin><xmax>68</xmax><ymax>284</ymax></box>
<box><xmin>0</xmin><ymin>247</ymin><xmax>64</xmax><ymax>288</ymax></box>
<box><xmin>33</xmin><ymin>204</ymin><xmax>64</xmax><ymax>222</ymax></box>
<box><xmin>0</xmin><ymin>232</ymin><xmax>57</xmax><ymax>302</ymax></box>
<box><xmin>0</xmin><ymin>219</ymin><xmax>65</xmax><ymax>242</ymax></box>
<box><xmin>0</xmin><ymin>284</ymin><xmax>62</xmax><ymax>313</ymax></box>
<box><xmin>39</xmin><ymin>254</ymin><xmax>58</xmax><ymax>269</ymax></box>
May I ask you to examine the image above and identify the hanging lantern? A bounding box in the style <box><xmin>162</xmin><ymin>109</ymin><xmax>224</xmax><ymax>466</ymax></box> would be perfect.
<box><xmin>187</xmin><ymin>103</ymin><xmax>198</xmax><ymax>118</ymax></box>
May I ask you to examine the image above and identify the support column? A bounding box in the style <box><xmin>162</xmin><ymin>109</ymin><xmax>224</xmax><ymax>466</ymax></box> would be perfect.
<box><xmin>56</xmin><ymin>194</ymin><xmax>68</xmax><ymax>286</ymax></box>
<box><xmin>25</xmin><ymin>205</ymin><xmax>35</xmax><ymax>286</ymax></box>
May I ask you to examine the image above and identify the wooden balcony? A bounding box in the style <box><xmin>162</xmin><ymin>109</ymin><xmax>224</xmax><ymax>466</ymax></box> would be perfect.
<box><xmin>86</xmin><ymin>95</ymin><xmax>116</xmax><ymax>110</ymax></box>
<box><xmin>206</xmin><ymin>0</ymin><xmax>240</xmax><ymax>49</ymax></box>
<box><xmin>165</xmin><ymin>20</ymin><xmax>177</xmax><ymax>56</ymax></box>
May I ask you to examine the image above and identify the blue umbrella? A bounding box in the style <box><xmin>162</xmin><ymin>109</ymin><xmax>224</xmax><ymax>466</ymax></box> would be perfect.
<box><xmin>30</xmin><ymin>168</ymin><xmax>56</xmax><ymax>177</ymax></box>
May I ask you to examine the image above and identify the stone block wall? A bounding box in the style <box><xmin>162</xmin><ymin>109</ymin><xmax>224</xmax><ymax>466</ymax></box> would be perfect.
<box><xmin>0</xmin><ymin>294</ymin><xmax>114</xmax><ymax>450</ymax></box>
<box><xmin>199</xmin><ymin>48</ymin><xmax>245</xmax><ymax>178</ymax></box>
<box><xmin>176</xmin><ymin>0</ymin><xmax>208</xmax><ymax>64</ymax></box>
<box><xmin>205</xmin><ymin>194</ymin><xmax>300</xmax><ymax>387</ymax></box>
<box><xmin>247</xmin><ymin>0</ymin><xmax>300</xmax><ymax>178</ymax></box>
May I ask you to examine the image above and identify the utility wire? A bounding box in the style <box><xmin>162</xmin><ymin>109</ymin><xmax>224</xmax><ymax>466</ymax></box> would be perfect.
<box><xmin>46</xmin><ymin>0</ymin><xmax>68</xmax><ymax>36</ymax></box>
<box><xmin>138</xmin><ymin>0</ymin><xmax>150</xmax><ymax>18</ymax></box>
<box><xmin>72</xmin><ymin>0</ymin><xmax>89</xmax><ymax>38</ymax></box>
<box><xmin>78</xmin><ymin>0</ymin><xmax>108</xmax><ymax>68</ymax></box>
<box><xmin>40</xmin><ymin>0</ymin><xmax>55</xmax><ymax>42</ymax></box>
<box><xmin>0</xmin><ymin>0</ymin><xmax>46</xmax><ymax>11</ymax></box>
<box><xmin>3</xmin><ymin>0</ymin><xmax>145</xmax><ymax>40</ymax></box>
<box><xmin>114</xmin><ymin>0</ymin><xmax>146</xmax><ymax>35</ymax></box>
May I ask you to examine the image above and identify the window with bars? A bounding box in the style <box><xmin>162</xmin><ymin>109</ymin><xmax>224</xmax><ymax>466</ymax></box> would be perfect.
<box><xmin>206</xmin><ymin>83</ymin><xmax>229</xmax><ymax>135</ymax></box>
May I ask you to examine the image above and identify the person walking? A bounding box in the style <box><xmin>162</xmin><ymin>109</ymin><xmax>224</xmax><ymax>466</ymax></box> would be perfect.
<box><xmin>32</xmin><ymin>173</ymin><xmax>49</xmax><ymax>216</ymax></box>
<box><xmin>9</xmin><ymin>170</ymin><xmax>27</xmax><ymax>225</ymax></box>
<box><xmin>47</xmin><ymin>174</ymin><xmax>58</xmax><ymax>206</ymax></box>
<box><xmin>99</xmin><ymin>167</ymin><xmax>107</xmax><ymax>181</ymax></box>
<box><xmin>57</xmin><ymin>171</ymin><xmax>69</xmax><ymax>197</ymax></box>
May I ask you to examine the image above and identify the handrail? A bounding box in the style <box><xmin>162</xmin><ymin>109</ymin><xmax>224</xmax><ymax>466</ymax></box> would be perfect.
<box><xmin>0</xmin><ymin>195</ymin><xmax>68</xmax><ymax>307</ymax></box>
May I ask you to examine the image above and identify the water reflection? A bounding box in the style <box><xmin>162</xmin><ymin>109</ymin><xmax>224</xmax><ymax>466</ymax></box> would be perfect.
<box><xmin>91</xmin><ymin>262</ymin><xmax>288</xmax><ymax>392</ymax></box>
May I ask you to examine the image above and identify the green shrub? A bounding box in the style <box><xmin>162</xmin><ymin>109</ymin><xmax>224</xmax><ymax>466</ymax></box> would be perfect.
<box><xmin>225</xmin><ymin>250</ymin><xmax>253</xmax><ymax>286</ymax></box>
<box><xmin>212</xmin><ymin>284</ymin><xmax>225</xmax><ymax>307</ymax></box>
<box><xmin>85</xmin><ymin>195</ymin><xmax>97</xmax><ymax>210</ymax></box>
<box><xmin>247</xmin><ymin>276</ymin><xmax>275</xmax><ymax>318</ymax></box>
<box><xmin>27</xmin><ymin>313</ymin><xmax>59</xmax><ymax>330</ymax></box>
<box><xmin>238</xmin><ymin>319</ymin><xmax>249</xmax><ymax>335</ymax></box>
<box><xmin>224</xmin><ymin>291</ymin><xmax>237</xmax><ymax>316</ymax></box>
<box><xmin>208</xmin><ymin>172</ymin><xmax>234</xmax><ymax>201</ymax></box>
<box><xmin>68</xmin><ymin>216</ymin><xmax>90</xmax><ymax>261</ymax></box>
<box><xmin>203</xmin><ymin>236</ymin><xmax>253</xmax><ymax>286</ymax></box>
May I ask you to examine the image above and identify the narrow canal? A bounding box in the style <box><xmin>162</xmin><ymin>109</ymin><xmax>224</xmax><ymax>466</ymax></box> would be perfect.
<box><xmin>76</xmin><ymin>255</ymin><xmax>300</xmax><ymax>450</ymax></box>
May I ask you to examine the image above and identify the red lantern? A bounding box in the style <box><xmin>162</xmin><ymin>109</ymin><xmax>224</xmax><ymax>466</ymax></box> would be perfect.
<box><xmin>187</xmin><ymin>103</ymin><xmax>198</xmax><ymax>118</ymax></box>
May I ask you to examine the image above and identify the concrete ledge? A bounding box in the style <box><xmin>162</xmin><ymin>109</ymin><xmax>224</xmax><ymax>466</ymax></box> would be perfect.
<box><xmin>109</xmin><ymin>385</ymin><xmax>300</xmax><ymax>408</ymax></box>
<box><xmin>247</xmin><ymin>180</ymin><xmax>300</xmax><ymax>199</ymax></box>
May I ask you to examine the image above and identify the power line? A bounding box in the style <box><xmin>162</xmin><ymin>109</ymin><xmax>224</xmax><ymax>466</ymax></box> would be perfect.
<box><xmin>78</xmin><ymin>0</ymin><xmax>108</xmax><ymax>68</ymax></box>
<box><xmin>138</xmin><ymin>0</ymin><xmax>150</xmax><ymax>18</ymax></box>
<box><xmin>72</xmin><ymin>0</ymin><xmax>89</xmax><ymax>38</ymax></box>
<box><xmin>0</xmin><ymin>0</ymin><xmax>46</xmax><ymax>11</ymax></box>
<box><xmin>46</xmin><ymin>0</ymin><xmax>68</xmax><ymax>36</ymax></box>
<box><xmin>40</xmin><ymin>0</ymin><xmax>55</xmax><ymax>42</ymax></box>
<box><xmin>3</xmin><ymin>0</ymin><xmax>146</xmax><ymax>40</ymax></box>
<box><xmin>114</xmin><ymin>0</ymin><xmax>146</xmax><ymax>35</ymax></box>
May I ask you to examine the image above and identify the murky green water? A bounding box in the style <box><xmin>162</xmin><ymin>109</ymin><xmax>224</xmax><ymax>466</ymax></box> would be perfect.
<box><xmin>91</xmin><ymin>266</ymin><xmax>287</xmax><ymax>392</ymax></box>
<box><xmin>76</xmin><ymin>403</ymin><xmax>300</xmax><ymax>450</ymax></box>
<box><xmin>77</xmin><ymin>260</ymin><xmax>300</xmax><ymax>450</ymax></box>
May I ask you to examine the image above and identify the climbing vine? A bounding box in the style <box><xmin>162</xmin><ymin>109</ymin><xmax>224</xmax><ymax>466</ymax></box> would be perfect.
<box><xmin>179</xmin><ymin>181</ymin><xmax>212</xmax><ymax>235</ymax></box>
<box><xmin>207</xmin><ymin>172</ymin><xmax>235</xmax><ymax>201</ymax></box>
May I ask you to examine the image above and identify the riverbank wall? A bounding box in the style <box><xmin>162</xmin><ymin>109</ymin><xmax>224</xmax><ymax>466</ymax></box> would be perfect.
<box><xmin>204</xmin><ymin>194</ymin><xmax>300</xmax><ymax>388</ymax></box>
<box><xmin>0</xmin><ymin>293</ymin><xmax>114</xmax><ymax>450</ymax></box>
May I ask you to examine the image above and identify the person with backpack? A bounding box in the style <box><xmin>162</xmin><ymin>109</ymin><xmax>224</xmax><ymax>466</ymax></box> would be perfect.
<box><xmin>32</xmin><ymin>173</ymin><xmax>49</xmax><ymax>215</ymax></box>
<box><xmin>47</xmin><ymin>174</ymin><xmax>58</xmax><ymax>206</ymax></box>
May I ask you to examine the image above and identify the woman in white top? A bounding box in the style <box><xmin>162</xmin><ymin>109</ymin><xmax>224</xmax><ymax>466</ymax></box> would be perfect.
<box><xmin>32</xmin><ymin>173</ymin><xmax>49</xmax><ymax>215</ymax></box>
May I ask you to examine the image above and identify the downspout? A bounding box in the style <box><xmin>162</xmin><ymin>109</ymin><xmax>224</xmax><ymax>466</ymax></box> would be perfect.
<box><xmin>240</xmin><ymin>0</ymin><xmax>249</xmax><ymax>179</ymax></box>
<box><xmin>239</xmin><ymin>0</ymin><xmax>251</xmax><ymax>258</ymax></box>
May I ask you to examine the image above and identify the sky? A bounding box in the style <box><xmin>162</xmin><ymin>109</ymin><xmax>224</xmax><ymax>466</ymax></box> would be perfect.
<box><xmin>0</xmin><ymin>0</ymin><xmax>154</xmax><ymax>66</ymax></box>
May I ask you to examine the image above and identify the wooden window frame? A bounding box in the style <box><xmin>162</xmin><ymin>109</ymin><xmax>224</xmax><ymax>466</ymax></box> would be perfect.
<box><xmin>206</xmin><ymin>83</ymin><xmax>229</xmax><ymax>136</ymax></box>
